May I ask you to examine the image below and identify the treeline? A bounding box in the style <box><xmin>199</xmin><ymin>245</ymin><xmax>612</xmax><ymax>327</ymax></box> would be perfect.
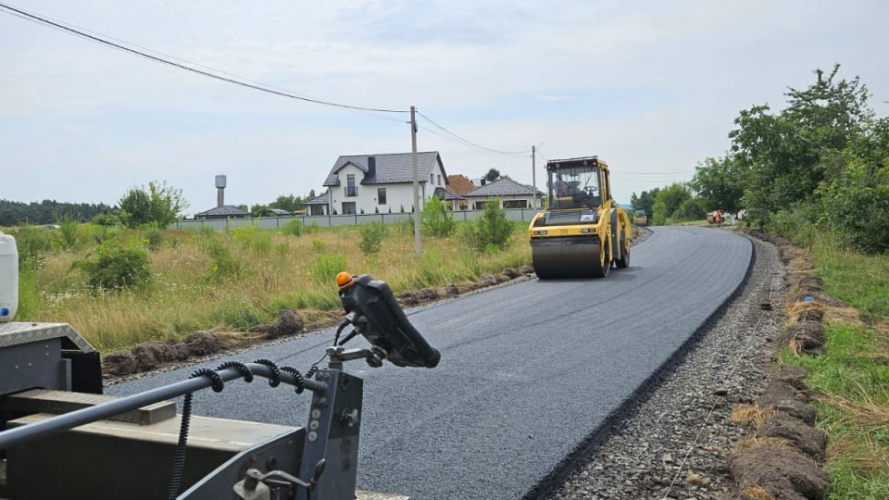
<box><xmin>0</xmin><ymin>199</ymin><xmax>113</xmax><ymax>227</ymax></box>
<box><xmin>632</xmin><ymin>64</ymin><xmax>889</xmax><ymax>254</ymax></box>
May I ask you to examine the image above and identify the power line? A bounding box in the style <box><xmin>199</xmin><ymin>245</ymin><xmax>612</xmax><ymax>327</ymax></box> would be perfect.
<box><xmin>416</xmin><ymin>111</ymin><xmax>530</xmax><ymax>156</ymax></box>
<box><xmin>0</xmin><ymin>2</ymin><xmax>408</xmax><ymax>114</ymax></box>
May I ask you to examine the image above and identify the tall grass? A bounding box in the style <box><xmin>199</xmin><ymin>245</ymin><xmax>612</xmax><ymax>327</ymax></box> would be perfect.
<box><xmin>17</xmin><ymin>223</ymin><xmax>532</xmax><ymax>350</ymax></box>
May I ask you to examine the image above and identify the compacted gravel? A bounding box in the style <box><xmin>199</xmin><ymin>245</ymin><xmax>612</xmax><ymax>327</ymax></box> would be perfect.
<box><xmin>545</xmin><ymin>235</ymin><xmax>783</xmax><ymax>500</ymax></box>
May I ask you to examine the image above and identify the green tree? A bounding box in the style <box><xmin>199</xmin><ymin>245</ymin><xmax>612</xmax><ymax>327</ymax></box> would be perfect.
<box><xmin>651</xmin><ymin>183</ymin><xmax>692</xmax><ymax>225</ymax></box>
<box><xmin>119</xmin><ymin>181</ymin><xmax>188</xmax><ymax>228</ymax></box>
<box><xmin>630</xmin><ymin>188</ymin><xmax>659</xmax><ymax>220</ymax></box>
<box><xmin>729</xmin><ymin>65</ymin><xmax>873</xmax><ymax>226</ymax></box>
<box><xmin>690</xmin><ymin>156</ymin><xmax>747</xmax><ymax>213</ymax></box>
<box><xmin>269</xmin><ymin>194</ymin><xmax>303</xmax><ymax>213</ymax></box>
<box><xmin>484</xmin><ymin>168</ymin><xmax>501</xmax><ymax>182</ymax></box>
<box><xmin>817</xmin><ymin>159</ymin><xmax>889</xmax><ymax>254</ymax></box>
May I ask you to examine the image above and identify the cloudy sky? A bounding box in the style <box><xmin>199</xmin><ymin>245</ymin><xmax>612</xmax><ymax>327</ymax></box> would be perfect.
<box><xmin>2</xmin><ymin>0</ymin><xmax>887</xmax><ymax>214</ymax></box>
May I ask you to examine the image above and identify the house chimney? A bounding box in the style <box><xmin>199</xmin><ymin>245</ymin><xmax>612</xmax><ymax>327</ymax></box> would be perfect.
<box><xmin>367</xmin><ymin>156</ymin><xmax>376</xmax><ymax>179</ymax></box>
<box><xmin>215</xmin><ymin>175</ymin><xmax>227</xmax><ymax>207</ymax></box>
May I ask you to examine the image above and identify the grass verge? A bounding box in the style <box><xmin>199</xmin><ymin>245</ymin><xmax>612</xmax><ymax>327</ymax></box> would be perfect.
<box><xmin>779</xmin><ymin>238</ymin><xmax>889</xmax><ymax>499</ymax></box>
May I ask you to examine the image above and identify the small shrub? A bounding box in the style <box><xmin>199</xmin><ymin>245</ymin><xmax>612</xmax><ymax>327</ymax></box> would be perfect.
<box><xmin>205</xmin><ymin>240</ymin><xmax>243</xmax><ymax>282</ymax></box>
<box><xmin>462</xmin><ymin>200</ymin><xmax>514</xmax><ymax>252</ymax></box>
<box><xmin>281</xmin><ymin>219</ymin><xmax>303</xmax><ymax>236</ymax></box>
<box><xmin>92</xmin><ymin>211</ymin><xmax>120</xmax><ymax>227</ymax></box>
<box><xmin>310</xmin><ymin>238</ymin><xmax>326</xmax><ymax>253</ymax></box>
<box><xmin>56</xmin><ymin>214</ymin><xmax>80</xmax><ymax>250</ymax></box>
<box><xmin>421</xmin><ymin>196</ymin><xmax>456</xmax><ymax>237</ymax></box>
<box><xmin>311</xmin><ymin>254</ymin><xmax>347</xmax><ymax>285</ymax></box>
<box><xmin>304</xmin><ymin>223</ymin><xmax>321</xmax><ymax>235</ymax></box>
<box><xmin>358</xmin><ymin>223</ymin><xmax>387</xmax><ymax>255</ymax></box>
<box><xmin>143</xmin><ymin>225</ymin><xmax>164</xmax><ymax>251</ymax></box>
<box><xmin>74</xmin><ymin>242</ymin><xmax>152</xmax><ymax>290</ymax></box>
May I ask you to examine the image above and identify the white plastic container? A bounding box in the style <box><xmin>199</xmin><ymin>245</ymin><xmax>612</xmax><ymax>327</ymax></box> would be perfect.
<box><xmin>0</xmin><ymin>231</ymin><xmax>18</xmax><ymax>322</ymax></box>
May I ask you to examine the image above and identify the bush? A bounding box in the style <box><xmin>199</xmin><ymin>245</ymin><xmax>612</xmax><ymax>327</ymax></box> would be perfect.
<box><xmin>204</xmin><ymin>240</ymin><xmax>243</xmax><ymax>282</ymax></box>
<box><xmin>358</xmin><ymin>223</ymin><xmax>387</xmax><ymax>255</ymax></box>
<box><xmin>91</xmin><ymin>212</ymin><xmax>120</xmax><ymax>227</ymax></box>
<box><xmin>143</xmin><ymin>224</ymin><xmax>164</xmax><ymax>251</ymax></box>
<box><xmin>421</xmin><ymin>196</ymin><xmax>456</xmax><ymax>237</ymax></box>
<box><xmin>56</xmin><ymin>214</ymin><xmax>80</xmax><ymax>250</ymax></box>
<box><xmin>310</xmin><ymin>238</ymin><xmax>326</xmax><ymax>253</ymax></box>
<box><xmin>75</xmin><ymin>243</ymin><xmax>152</xmax><ymax>290</ymax></box>
<box><xmin>10</xmin><ymin>225</ymin><xmax>53</xmax><ymax>270</ymax></box>
<box><xmin>281</xmin><ymin>219</ymin><xmax>303</xmax><ymax>236</ymax></box>
<box><xmin>462</xmin><ymin>200</ymin><xmax>514</xmax><ymax>252</ymax></box>
<box><xmin>817</xmin><ymin>160</ymin><xmax>889</xmax><ymax>254</ymax></box>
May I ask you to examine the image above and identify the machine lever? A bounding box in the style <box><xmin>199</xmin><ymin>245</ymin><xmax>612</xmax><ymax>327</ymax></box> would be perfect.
<box><xmin>234</xmin><ymin>460</ymin><xmax>327</xmax><ymax>499</ymax></box>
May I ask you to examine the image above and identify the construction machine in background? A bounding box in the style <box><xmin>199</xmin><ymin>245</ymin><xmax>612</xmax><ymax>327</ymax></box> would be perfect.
<box><xmin>529</xmin><ymin>156</ymin><xmax>631</xmax><ymax>279</ymax></box>
<box><xmin>634</xmin><ymin>210</ymin><xmax>648</xmax><ymax>226</ymax></box>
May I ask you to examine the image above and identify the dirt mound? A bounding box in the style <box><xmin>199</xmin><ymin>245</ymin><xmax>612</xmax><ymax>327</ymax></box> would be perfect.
<box><xmin>729</xmin><ymin>447</ymin><xmax>829</xmax><ymax>500</ymax></box>
<box><xmin>756</xmin><ymin>413</ymin><xmax>827</xmax><ymax>462</ymax></box>
<box><xmin>503</xmin><ymin>268</ymin><xmax>521</xmax><ymax>279</ymax></box>
<box><xmin>418</xmin><ymin>288</ymin><xmax>439</xmax><ymax>301</ymax></box>
<box><xmin>756</xmin><ymin>380</ymin><xmax>816</xmax><ymax>425</ymax></box>
<box><xmin>249</xmin><ymin>309</ymin><xmax>305</xmax><ymax>339</ymax></box>
<box><xmin>445</xmin><ymin>284</ymin><xmax>460</xmax><ymax>297</ymax></box>
<box><xmin>518</xmin><ymin>265</ymin><xmax>534</xmax><ymax>275</ymax></box>
<box><xmin>479</xmin><ymin>273</ymin><xmax>498</xmax><ymax>287</ymax></box>
<box><xmin>103</xmin><ymin>351</ymin><xmax>137</xmax><ymax>376</ymax></box>
<box><xmin>777</xmin><ymin>320</ymin><xmax>825</xmax><ymax>356</ymax></box>
<box><xmin>183</xmin><ymin>330</ymin><xmax>222</xmax><ymax>356</ymax></box>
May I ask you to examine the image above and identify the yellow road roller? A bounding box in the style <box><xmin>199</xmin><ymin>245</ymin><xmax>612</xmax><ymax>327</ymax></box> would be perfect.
<box><xmin>529</xmin><ymin>156</ymin><xmax>631</xmax><ymax>279</ymax></box>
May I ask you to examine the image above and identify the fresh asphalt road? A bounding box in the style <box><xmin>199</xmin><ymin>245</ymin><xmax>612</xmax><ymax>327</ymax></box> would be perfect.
<box><xmin>108</xmin><ymin>226</ymin><xmax>752</xmax><ymax>500</ymax></box>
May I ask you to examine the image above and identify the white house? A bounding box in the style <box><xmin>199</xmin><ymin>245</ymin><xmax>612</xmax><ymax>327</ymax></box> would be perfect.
<box><xmin>321</xmin><ymin>152</ymin><xmax>450</xmax><ymax>215</ymax></box>
<box><xmin>461</xmin><ymin>178</ymin><xmax>544</xmax><ymax>210</ymax></box>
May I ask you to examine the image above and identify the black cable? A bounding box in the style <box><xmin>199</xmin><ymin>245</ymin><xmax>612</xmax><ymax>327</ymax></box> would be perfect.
<box><xmin>252</xmin><ymin>359</ymin><xmax>282</xmax><ymax>387</ymax></box>
<box><xmin>216</xmin><ymin>361</ymin><xmax>254</xmax><ymax>383</ymax></box>
<box><xmin>167</xmin><ymin>368</ymin><xmax>225</xmax><ymax>500</ymax></box>
<box><xmin>416</xmin><ymin>111</ymin><xmax>530</xmax><ymax>155</ymax></box>
<box><xmin>0</xmin><ymin>2</ymin><xmax>408</xmax><ymax>114</ymax></box>
<box><xmin>279</xmin><ymin>366</ymin><xmax>307</xmax><ymax>394</ymax></box>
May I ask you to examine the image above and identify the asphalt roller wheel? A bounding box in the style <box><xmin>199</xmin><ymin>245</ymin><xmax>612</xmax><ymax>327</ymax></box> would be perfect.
<box><xmin>531</xmin><ymin>237</ymin><xmax>610</xmax><ymax>279</ymax></box>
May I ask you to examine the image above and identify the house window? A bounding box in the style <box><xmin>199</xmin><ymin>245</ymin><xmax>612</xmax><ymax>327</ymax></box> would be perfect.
<box><xmin>474</xmin><ymin>201</ymin><xmax>492</xmax><ymax>210</ymax></box>
<box><xmin>346</xmin><ymin>174</ymin><xmax>357</xmax><ymax>197</ymax></box>
<box><xmin>430</xmin><ymin>174</ymin><xmax>434</xmax><ymax>184</ymax></box>
<box><xmin>438</xmin><ymin>174</ymin><xmax>441</xmax><ymax>186</ymax></box>
<box><xmin>342</xmin><ymin>202</ymin><xmax>357</xmax><ymax>215</ymax></box>
<box><xmin>503</xmin><ymin>200</ymin><xmax>528</xmax><ymax>209</ymax></box>
<box><xmin>378</xmin><ymin>188</ymin><xmax>387</xmax><ymax>205</ymax></box>
<box><xmin>310</xmin><ymin>205</ymin><xmax>325</xmax><ymax>216</ymax></box>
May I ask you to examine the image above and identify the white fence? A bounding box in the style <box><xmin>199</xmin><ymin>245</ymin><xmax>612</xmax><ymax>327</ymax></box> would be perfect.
<box><xmin>172</xmin><ymin>208</ymin><xmax>544</xmax><ymax>231</ymax></box>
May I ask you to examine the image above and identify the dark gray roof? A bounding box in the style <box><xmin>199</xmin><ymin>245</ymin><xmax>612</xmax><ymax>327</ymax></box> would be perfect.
<box><xmin>433</xmin><ymin>187</ymin><xmax>464</xmax><ymax>201</ymax></box>
<box><xmin>323</xmin><ymin>152</ymin><xmax>444</xmax><ymax>186</ymax></box>
<box><xmin>462</xmin><ymin>178</ymin><xmax>544</xmax><ymax>197</ymax></box>
<box><xmin>195</xmin><ymin>205</ymin><xmax>250</xmax><ymax>217</ymax></box>
<box><xmin>261</xmin><ymin>208</ymin><xmax>291</xmax><ymax>215</ymax></box>
<box><xmin>304</xmin><ymin>193</ymin><xmax>329</xmax><ymax>205</ymax></box>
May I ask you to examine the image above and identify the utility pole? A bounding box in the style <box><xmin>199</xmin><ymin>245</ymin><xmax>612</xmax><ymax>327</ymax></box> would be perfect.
<box><xmin>410</xmin><ymin>106</ymin><xmax>422</xmax><ymax>256</ymax></box>
<box><xmin>531</xmin><ymin>145</ymin><xmax>537</xmax><ymax>208</ymax></box>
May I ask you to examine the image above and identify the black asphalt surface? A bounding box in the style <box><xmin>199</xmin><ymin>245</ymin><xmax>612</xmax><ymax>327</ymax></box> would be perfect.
<box><xmin>108</xmin><ymin>226</ymin><xmax>752</xmax><ymax>500</ymax></box>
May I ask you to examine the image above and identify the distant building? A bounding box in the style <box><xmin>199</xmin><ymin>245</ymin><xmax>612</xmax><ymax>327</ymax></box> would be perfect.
<box><xmin>461</xmin><ymin>178</ymin><xmax>544</xmax><ymax>210</ymax></box>
<box><xmin>195</xmin><ymin>174</ymin><xmax>250</xmax><ymax>219</ymax></box>
<box><xmin>322</xmin><ymin>152</ymin><xmax>449</xmax><ymax>215</ymax></box>
<box><xmin>194</xmin><ymin>205</ymin><xmax>250</xmax><ymax>219</ymax></box>
<box><xmin>304</xmin><ymin>192</ymin><xmax>330</xmax><ymax>216</ymax></box>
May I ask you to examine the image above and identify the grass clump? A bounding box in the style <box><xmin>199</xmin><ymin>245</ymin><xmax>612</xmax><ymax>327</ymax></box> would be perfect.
<box><xmin>281</xmin><ymin>219</ymin><xmax>303</xmax><ymax>236</ymax></box>
<box><xmin>74</xmin><ymin>242</ymin><xmax>151</xmax><ymax>291</ymax></box>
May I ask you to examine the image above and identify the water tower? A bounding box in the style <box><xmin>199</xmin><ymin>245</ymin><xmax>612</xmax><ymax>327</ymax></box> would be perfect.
<box><xmin>215</xmin><ymin>175</ymin><xmax>226</xmax><ymax>207</ymax></box>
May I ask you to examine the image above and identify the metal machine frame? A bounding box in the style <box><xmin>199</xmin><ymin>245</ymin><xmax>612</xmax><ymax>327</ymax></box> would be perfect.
<box><xmin>0</xmin><ymin>273</ymin><xmax>439</xmax><ymax>500</ymax></box>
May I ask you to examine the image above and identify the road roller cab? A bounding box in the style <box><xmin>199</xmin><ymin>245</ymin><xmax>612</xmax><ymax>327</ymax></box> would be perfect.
<box><xmin>529</xmin><ymin>156</ymin><xmax>631</xmax><ymax>279</ymax></box>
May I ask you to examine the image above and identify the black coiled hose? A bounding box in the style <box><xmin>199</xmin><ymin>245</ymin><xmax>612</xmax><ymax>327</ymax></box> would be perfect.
<box><xmin>252</xmin><ymin>359</ymin><xmax>282</xmax><ymax>387</ymax></box>
<box><xmin>167</xmin><ymin>368</ymin><xmax>225</xmax><ymax>500</ymax></box>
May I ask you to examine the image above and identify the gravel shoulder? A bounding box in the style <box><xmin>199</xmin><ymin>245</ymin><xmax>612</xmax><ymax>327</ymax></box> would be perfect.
<box><xmin>545</xmin><ymin>232</ymin><xmax>783</xmax><ymax>500</ymax></box>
